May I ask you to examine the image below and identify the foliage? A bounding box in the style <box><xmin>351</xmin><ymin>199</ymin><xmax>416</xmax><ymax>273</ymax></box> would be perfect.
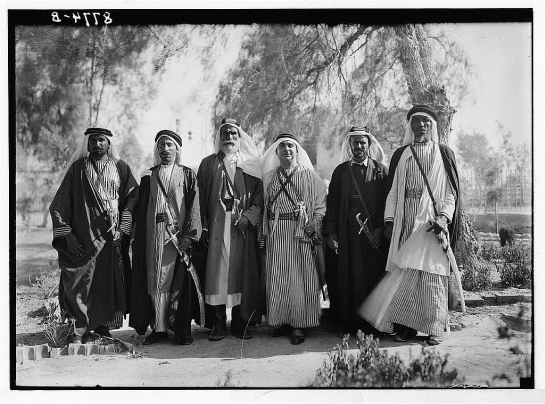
<box><xmin>40</xmin><ymin>300</ymin><xmax>74</xmax><ymax>348</ymax></box>
<box><xmin>461</xmin><ymin>261</ymin><xmax>492</xmax><ymax>292</ymax></box>
<box><xmin>313</xmin><ymin>331</ymin><xmax>461</xmax><ymax>387</ymax></box>
<box><xmin>214</xmin><ymin>24</ymin><xmax>471</xmax><ymax>155</ymax></box>
<box><xmin>498</xmin><ymin>245</ymin><xmax>532</xmax><ymax>288</ymax></box>
<box><xmin>479</xmin><ymin>242</ymin><xmax>502</xmax><ymax>262</ymax></box>
<box><xmin>498</xmin><ymin>226</ymin><xmax>516</xmax><ymax>247</ymax></box>
<box><xmin>28</xmin><ymin>267</ymin><xmax>61</xmax><ymax>300</ymax></box>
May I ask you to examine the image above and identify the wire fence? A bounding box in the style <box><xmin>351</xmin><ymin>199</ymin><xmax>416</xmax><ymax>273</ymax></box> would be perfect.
<box><xmin>459</xmin><ymin>167</ymin><xmax>531</xmax><ymax>213</ymax></box>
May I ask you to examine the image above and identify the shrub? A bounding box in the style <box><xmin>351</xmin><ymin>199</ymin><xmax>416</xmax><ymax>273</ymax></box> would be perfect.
<box><xmin>498</xmin><ymin>245</ymin><xmax>532</xmax><ymax>288</ymax></box>
<box><xmin>29</xmin><ymin>267</ymin><xmax>61</xmax><ymax>300</ymax></box>
<box><xmin>41</xmin><ymin>300</ymin><xmax>73</xmax><ymax>348</ymax></box>
<box><xmin>499</xmin><ymin>226</ymin><xmax>516</xmax><ymax>247</ymax></box>
<box><xmin>313</xmin><ymin>331</ymin><xmax>461</xmax><ymax>387</ymax></box>
<box><xmin>480</xmin><ymin>242</ymin><xmax>501</xmax><ymax>262</ymax></box>
<box><xmin>461</xmin><ymin>261</ymin><xmax>492</xmax><ymax>291</ymax></box>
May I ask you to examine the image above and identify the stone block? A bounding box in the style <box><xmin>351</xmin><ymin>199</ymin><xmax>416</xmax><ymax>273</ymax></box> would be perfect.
<box><xmin>33</xmin><ymin>344</ymin><xmax>51</xmax><ymax>360</ymax></box>
<box><xmin>463</xmin><ymin>292</ymin><xmax>483</xmax><ymax>307</ymax></box>
<box><xmin>86</xmin><ymin>344</ymin><xmax>100</xmax><ymax>355</ymax></box>
<box><xmin>100</xmin><ymin>344</ymin><xmax>117</xmax><ymax>354</ymax></box>
<box><xmin>50</xmin><ymin>346</ymin><xmax>68</xmax><ymax>358</ymax></box>
<box><xmin>68</xmin><ymin>343</ymin><xmax>86</xmax><ymax>355</ymax></box>
<box><xmin>518</xmin><ymin>292</ymin><xmax>532</xmax><ymax>303</ymax></box>
<box><xmin>495</xmin><ymin>292</ymin><xmax>520</xmax><ymax>304</ymax></box>
<box><xmin>18</xmin><ymin>346</ymin><xmax>35</xmax><ymax>362</ymax></box>
<box><xmin>16</xmin><ymin>347</ymin><xmax>24</xmax><ymax>364</ymax></box>
<box><xmin>480</xmin><ymin>292</ymin><xmax>496</xmax><ymax>305</ymax></box>
<box><xmin>449</xmin><ymin>323</ymin><xmax>462</xmax><ymax>331</ymax></box>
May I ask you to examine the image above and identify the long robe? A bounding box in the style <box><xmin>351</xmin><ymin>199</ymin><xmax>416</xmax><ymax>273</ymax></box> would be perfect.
<box><xmin>129</xmin><ymin>164</ymin><xmax>202</xmax><ymax>338</ymax></box>
<box><xmin>197</xmin><ymin>153</ymin><xmax>264</xmax><ymax>324</ymax></box>
<box><xmin>50</xmin><ymin>157</ymin><xmax>138</xmax><ymax>335</ymax></box>
<box><xmin>263</xmin><ymin>164</ymin><xmax>327</xmax><ymax>328</ymax></box>
<box><xmin>323</xmin><ymin>159</ymin><xmax>389</xmax><ymax>327</ymax></box>
<box><xmin>358</xmin><ymin>142</ymin><xmax>460</xmax><ymax>337</ymax></box>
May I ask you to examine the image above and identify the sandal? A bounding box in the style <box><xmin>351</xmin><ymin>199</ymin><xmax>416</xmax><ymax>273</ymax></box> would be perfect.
<box><xmin>393</xmin><ymin>327</ymin><xmax>417</xmax><ymax>342</ymax></box>
<box><xmin>291</xmin><ymin>328</ymin><xmax>305</xmax><ymax>345</ymax></box>
<box><xmin>426</xmin><ymin>335</ymin><xmax>442</xmax><ymax>346</ymax></box>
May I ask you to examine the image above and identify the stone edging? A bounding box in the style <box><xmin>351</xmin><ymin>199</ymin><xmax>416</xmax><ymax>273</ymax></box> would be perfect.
<box><xmin>16</xmin><ymin>341</ymin><xmax>135</xmax><ymax>364</ymax></box>
<box><xmin>463</xmin><ymin>290</ymin><xmax>532</xmax><ymax>307</ymax></box>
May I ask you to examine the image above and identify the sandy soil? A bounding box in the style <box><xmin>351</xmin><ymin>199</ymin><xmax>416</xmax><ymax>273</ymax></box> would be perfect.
<box><xmin>14</xmin><ymin>227</ymin><xmax>532</xmax><ymax>388</ymax></box>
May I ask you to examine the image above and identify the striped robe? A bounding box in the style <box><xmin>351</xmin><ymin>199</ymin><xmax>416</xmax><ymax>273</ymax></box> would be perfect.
<box><xmin>50</xmin><ymin>156</ymin><xmax>138</xmax><ymax>336</ymax></box>
<box><xmin>129</xmin><ymin>164</ymin><xmax>201</xmax><ymax>339</ymax></box>
<box><xmin>263</xmin><ymin>164</ymin><xmax>327</xmax><ymax>328</ymax></box>
<box><xmin>358</xmin><ymin>141</ymin><xmax>456</xmax><ymax>337</ymax></box>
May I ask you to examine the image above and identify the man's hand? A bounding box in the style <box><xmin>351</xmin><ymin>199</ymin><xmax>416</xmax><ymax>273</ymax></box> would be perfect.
<box><xmin>111</xmin><ymin>230</ymin><xmax>122</xmax><ymax>247</ymax></box>
<box><xmin>304</xmin><ymin>218</ymin><xmax>315</xmax><ymax>236</ymax></box>
<box><xmin>178</xmin><ymin>236</ymin><xmax>192</xmax><ymax>252</ymax></box>
<box><xmin>326</xmin><ymin>233</ymin><xmax>339</xmax><ymax>253</ymax></box>
<box><xmin>369</xmin><ymin>226</ymin><xmax>383</xmax><ymax>249</ymax></box>
<box><xmin>236</xmin><ymin>215</ymin><xmax>250</xmax><ymax>231</ymax></box>
<box><xmin>66</xmin><ymin>232</ymin><xmax>83</xmax><ymax>257</ymax></box>
<box><xmin>427</xmin><ymin>216</ymin><xmax>447</xmax><ymax>236</ymax></box>
<box><xmin>384</xmin><ymin>222</ymin><xmax>393</xmax><ymax>242</ymax></box>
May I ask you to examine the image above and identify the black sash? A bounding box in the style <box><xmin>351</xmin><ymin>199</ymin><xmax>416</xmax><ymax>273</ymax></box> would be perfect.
<box><xmin>348</xmin><ymin>163</ymin><xmax>374</xmax><ymax>231</ymax></box>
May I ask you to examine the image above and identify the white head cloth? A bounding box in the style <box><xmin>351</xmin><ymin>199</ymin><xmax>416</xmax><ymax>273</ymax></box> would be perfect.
<box><xmin>260</xmin><ymin>135</ymin><xmax>314</xmax><ymax>177</ymax></box>
<box><xmin>215</xmin><ymin>121</ymin><xmax>261</xmax><ymax>178</ymax></box>
<box><xmin>153</xmin><ymin>134</ymin><xmax>182</xmax><ymax>166</ymax></box>
<box><xmin>340</xmin><ymin>128</ymin><xmax>386</xmax><ymax>165</ymax></box>
<box><xmin>63</xmin><ymin>130</ymin><xmax>120</xmax><ymax>177</ymax></box>
<box><xmin>402</xmin><ymin>112</ymin><xmax>439</xmax><ymax>145</ymax></box>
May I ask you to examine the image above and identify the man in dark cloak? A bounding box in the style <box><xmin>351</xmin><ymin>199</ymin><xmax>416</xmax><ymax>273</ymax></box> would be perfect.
<box><xmin>50</xmin><ymin>127</ymin><xmax>138</xmax><ymax>343</ymax></box>
<box><xmin>129</xmin><ymin>130</ymin><xmax>202</xmax><ymax>345</ymax></box>
<box><xmin>323</xmin><ymin>126</ymin><xmax>389</xmax><ymax>337</ymax></box>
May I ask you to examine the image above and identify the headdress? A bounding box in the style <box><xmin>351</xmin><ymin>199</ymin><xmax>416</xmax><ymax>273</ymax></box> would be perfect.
<box><xmin>403</xmin><ymin>104</ymin><xmax>439</xmax><ymax>145</ymax></box>
<box><xmin>260</xmin><ymin>132</ymin><xmax>314</xmax><ymax>176</ymax></box>
<box><xmin>339</xmin><ymin>126</ymin><xmax>386</xmax><ymax>165</ymax></box>
<box><xmin>153</xmin><ymin>130</ymin><xmax>182</xmax><ymax>166</ymax></box>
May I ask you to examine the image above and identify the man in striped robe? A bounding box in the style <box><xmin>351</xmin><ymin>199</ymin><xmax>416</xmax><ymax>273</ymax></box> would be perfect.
<box><xmin>197</xmin><ymin>118</ymin><xmax>264</xmax><ymax>341</ymax></box>
<box><xmin>261</xmin><ymin>133</ymin><xmax>327</xmax><ymax>345</ymax></box>
<box><xmin>50</xmin><ymin>128</ymin><xmax>138</xmax><ymax>343</ymax></box>
<box><xmin>130</xmin><ymin>130</ymin><xmax>202</xmax><ymax>345</ymax></box>
<box><xmin>358</xmin><ymin>104</ymin><xmax>460</xmax><ymax>346</ymax></box>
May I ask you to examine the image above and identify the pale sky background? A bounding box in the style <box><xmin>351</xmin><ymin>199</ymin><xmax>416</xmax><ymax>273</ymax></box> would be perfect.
<box><xmin>134</xmin><ymin>22</ymin><xmax>533</xmax><ymax>170</ymax></box>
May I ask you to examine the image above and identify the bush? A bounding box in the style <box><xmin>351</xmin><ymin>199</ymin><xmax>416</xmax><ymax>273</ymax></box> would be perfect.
<box><xmin>313</xmin><ymin>331</ymin><xmax>461</xmax><ymax>387</ymax></box>
<box><xmin>41</xmin><ymin>301</ymin><xmax>73</xmax><ymax>348</ymax></box>
<box><xmin>479</xmin><ymin>242</ymin><xmax>501</xmax><ymax>262</ymax></box>
<box><xmin>461</xmin><ymin>261</ymin><xmax>492</xmax><ymax>291</ymax></box>
<box><xmin>498</xmin><ymin>226</ymin><xmax>516</xmax><ymax>247</ymax></box>
<box><xmin>29</xmin><ymin>267</ymin><xmax>61</xmax><ymax>300</ymax></box>
<box><xmin>498</xmin><ymin>245</ymin><xmax>532</xmax><ymax>288</ymax></box>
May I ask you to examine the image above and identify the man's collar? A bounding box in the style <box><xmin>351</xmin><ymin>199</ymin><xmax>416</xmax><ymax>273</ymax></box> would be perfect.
<box><xmin>351</xmin><ymin>157</ymin><xmax>368</xmax><ymax>166</ymax></box>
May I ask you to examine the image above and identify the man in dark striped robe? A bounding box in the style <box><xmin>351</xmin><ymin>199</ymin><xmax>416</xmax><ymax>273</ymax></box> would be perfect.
<box><xmin>261</xmin><ymin>133</ymin><xmax>327</xmax><ymax>345</ymax></box>
<box><xmin>50</xmin><ymin>128</ymin><xmax>138</xmax><ymax>343</ymax></box>
<box><xmin>323</xmin><ymin>126</ymin><xmax>389</xmax><ymax>338</ymax></box>
<box><xmin>129</xmin><ymin>130</ymin><xmax>202</xmax><ymax>345</ymax></box>
<box><xmin>357</xmin><ymin>105</ymin><xmax>460</xmax><ymax>346</ymax></box>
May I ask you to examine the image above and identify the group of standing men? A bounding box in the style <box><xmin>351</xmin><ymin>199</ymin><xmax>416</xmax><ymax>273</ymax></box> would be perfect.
<box><xmin>50</xmin><ymin>104</ymin><xmax>460</xmax><ymax>347</ymax></box>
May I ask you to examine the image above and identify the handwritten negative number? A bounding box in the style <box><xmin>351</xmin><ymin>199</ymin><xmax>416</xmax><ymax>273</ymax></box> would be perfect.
<box><xmin>51</xmin><ymin>12</ymin><xmax>112</xmax><ymax>26</ymax></box>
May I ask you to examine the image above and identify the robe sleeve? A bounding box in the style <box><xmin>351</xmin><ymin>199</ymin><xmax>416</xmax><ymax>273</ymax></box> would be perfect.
<box><xmin>323</xmin><ymin>165</ymin><xmax>343</xmax><ymax>236</ymax></box>
<box><xmin>50</xmin><ymin>164</ymin><xmax>76</xmax><ymax>239</ymax></box>
<box><xmin>312</xmin><ymin>171</ymin><xmax>327</xmax><ymax>218</ymax></box>
<box><xmin>373</xmin><ymin>162</ymin><xmax>389</xmax><ymax>229</ymax></box>
<box><xmin>197</xmin><ymin>158</ymin><xmax>210</xmax><ymax>230</ymax></box>
<box><xmin>242</xmin><ymin>175</ymin><xmax>264</xmax><ymax>227</ymax></box>
<box><xmin>182</xmin><ymin>167</ymin><xmax>202</xmax><ymax>241</ymax></box>
<box><xmin>439</xmin><ymin>179</ymin><xmax>455</xmax><ymax>222</ymax></box>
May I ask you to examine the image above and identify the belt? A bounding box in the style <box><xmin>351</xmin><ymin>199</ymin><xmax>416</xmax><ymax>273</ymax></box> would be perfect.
<box><xmin>348</xmin><ymin>194</ymin><xmax>364</xmax><ymax>210</ymax></box>
<box><xmin>405</xmin><ymin>188</ymin><xmax>424</xmax><ymax>199</ymax></box>
<box><xmin>156</xmin><ymin>213</ymin><xmax>178</xmax><ymax>226</ymax></box>
<box><xmin>222</xmin><ymin>198</ymin><xmax>233</xmax><ymax>212</ymax></box>
<box><xmin>267</xmin><ymin>211</ymin><xmax>297</xmax><ymax>221</ymax></box>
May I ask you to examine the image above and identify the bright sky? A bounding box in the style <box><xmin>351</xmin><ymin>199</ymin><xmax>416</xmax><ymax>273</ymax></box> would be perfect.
<box><xmin>134</xmin><ymin>22</ymin><xmax>533</xmax><ymax>169</ymax></box>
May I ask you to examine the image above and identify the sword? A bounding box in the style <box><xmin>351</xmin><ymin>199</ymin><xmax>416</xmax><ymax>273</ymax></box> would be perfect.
<box><xmin>164</xmin><ymin>222</ymin><xmax>206</xmax><ymax>327</ymax></box>
<box><xmin>434</xmin><ymin>222</ymin><xmax>466</xmax><ymax>313</ymax></box>
<box><xmin>356</xmin><ymin>212</ymin><xmax>373</xmax><ymax>239</ymax></box>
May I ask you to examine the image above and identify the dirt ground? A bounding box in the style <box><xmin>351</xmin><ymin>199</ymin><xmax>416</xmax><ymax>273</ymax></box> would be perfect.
<box><xmin>14</xmin><ymin>227</ymin><xmax>533</xmax><ymax>389</ymax></box>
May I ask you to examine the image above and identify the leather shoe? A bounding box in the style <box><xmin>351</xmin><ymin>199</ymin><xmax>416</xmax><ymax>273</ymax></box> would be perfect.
<box><xmin>231</xmin><ymin>325</ymin><xmax>253</xmax><ymax>340</ymax></box>
<box><xmin>270</xmin><ymin>324</ymin><xmax>293</xmax><ymax>337</ymax></box>
<box><xmin>209</xmin><ymin>305</ymin><xmax>228</xmax><ymax>341</ymax></box>
<box><xmin>426</xmin><ymin>335</ymin><xmax>442</xmax><ymax>346</ymax></box>
<box><xmin>393</xmin><ymin>327</ymin><xmax>418</xmax><ymax>342</ymax></box>
<box><xmin>143</xmin><ymin>331</ymin><xmax>168</xmax><ymax>345</ymax></box>
<box><xmin>175</xmin><ymin>333</ymin><xmax>193</xmax><ymax>345</ymax></box>
<box><xmin>94</xmin><ymin>325</ymin><xmax>111</xmax><ymax>338</ymax></box>
<box><xmin>291</xmin><ymin>328</ymin><xmax>305</xmax><ymax>345</ymax></box>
